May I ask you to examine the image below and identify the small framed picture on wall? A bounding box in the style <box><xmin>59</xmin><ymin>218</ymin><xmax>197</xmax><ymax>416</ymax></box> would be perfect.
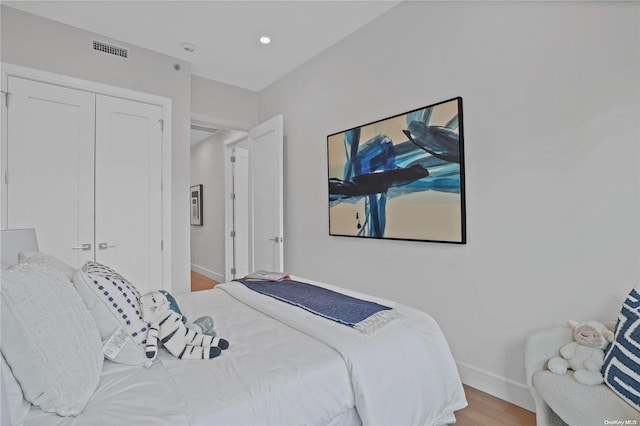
<box><xmin>190</xmin><ymin>184</ymin><xmax>203</xmax><ymax>226</ymax></box>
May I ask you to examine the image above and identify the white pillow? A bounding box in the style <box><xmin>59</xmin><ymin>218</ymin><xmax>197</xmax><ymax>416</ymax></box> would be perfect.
<box><xmin>1</xmin><ymin>268</ymin><xmax>103</xmax><ymax>416</ymax></box>
<box><xmin>18</xmin><ymin>251</ymin><xmax>75</xmax><ymax>281</ymax></box>
<box><xmin>73</xmin><ymin>262</ymin><xmax>149</xmax><ymax>366</ymax></box>
<box><xmin>1</xmin><ymin>353</ymin><xmax>30</xmax><ymax>426</ymax></box>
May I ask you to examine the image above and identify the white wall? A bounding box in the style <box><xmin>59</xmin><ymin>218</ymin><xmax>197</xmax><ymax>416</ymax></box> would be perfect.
<box><xmin>0</xmin><ymin>5</ymin><xmax>193</xmax><ymax>295</ymax></box>
<box><xmin>190</xmin><ymin>129</ymin><xmax>245</xmax><ymax>282</ymax></box>
<box><xmin>259</xmin><ymin>1</ymin><xmax>640</xmax><ymax>409</ymax></box>
<box><xmin>191</xmin><ymin>75</ymin><xmax>259</xmax><ymax>131</ymax></box>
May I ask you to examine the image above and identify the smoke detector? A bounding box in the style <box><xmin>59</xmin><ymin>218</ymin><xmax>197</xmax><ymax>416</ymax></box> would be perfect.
<box><xmin>181</xmin><ymin>42</ymin><xmax>196</xmax><ymax>53</ymax></box>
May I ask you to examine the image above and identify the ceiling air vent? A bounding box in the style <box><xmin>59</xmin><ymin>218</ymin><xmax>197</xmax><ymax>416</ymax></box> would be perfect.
<box><xmin>92</xmin><ymin>40</ymin><xmax>128</xmax><ymax>59</ymax></box>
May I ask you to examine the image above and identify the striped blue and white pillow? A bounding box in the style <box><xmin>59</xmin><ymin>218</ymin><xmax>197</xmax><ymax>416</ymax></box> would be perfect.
<box><xmin>73</xmin><ymin>261</ymin><xmax>149</xmax><ymax>366</ymax></box>
<box><xmin>602</xmin><ymin>288</ymin><xmax>640</xmax><ymax>411</ymax></box>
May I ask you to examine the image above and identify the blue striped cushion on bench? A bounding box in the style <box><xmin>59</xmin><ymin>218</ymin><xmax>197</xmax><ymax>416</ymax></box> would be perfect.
<box><xmin>602</xmin><ymin>288</ymin><xmax>640</xmax><ymax>411</ymax></box>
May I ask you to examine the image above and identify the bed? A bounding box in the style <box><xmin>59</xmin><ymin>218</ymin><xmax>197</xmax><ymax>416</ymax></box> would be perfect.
<box><xmin>1</xmin><ymin>229</ymin><xmax>467</xmax><ymax>426</ymax></box>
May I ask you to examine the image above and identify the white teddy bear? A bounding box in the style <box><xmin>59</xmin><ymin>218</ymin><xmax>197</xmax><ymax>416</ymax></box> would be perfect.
<box><xmin>547</xmin><ymin>320</ymin><xmax>614</xmax><ymax>385</ymax></box>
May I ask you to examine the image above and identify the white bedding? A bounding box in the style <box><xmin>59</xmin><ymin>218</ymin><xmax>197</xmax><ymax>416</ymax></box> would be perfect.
<box><xmin>158</xmin><ymin>284</ymin><xmax>355</xmax><ymax>426</ymax></box>
<box><xmin>216</xmin><ymin>277</ymin><xmax>467</xmax><ymax>426</ymax></box>
<box><xmin>23</xmin><ymin>277</ymin><xmax>466</xmax><ymax>426</ymax></box>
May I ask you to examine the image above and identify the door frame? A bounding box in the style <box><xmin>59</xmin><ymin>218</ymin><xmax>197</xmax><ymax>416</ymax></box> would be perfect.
<box><xmin>1</xmin><ymin>63</ymin><xmax>173</xmax><ymax>291</ymax></box>
<box><xmin>224</xmin><ymin>136</ymin><xmax>249</xmax><ymax>281</ymax></box>
<box><xmin>190</xmin><ymin>113</ymin><xmax>250</xmax><ymax>283</ymax></box>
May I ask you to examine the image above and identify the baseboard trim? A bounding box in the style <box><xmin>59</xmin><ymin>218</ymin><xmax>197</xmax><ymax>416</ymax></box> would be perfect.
<box><xmin>457</xmin><ymin>362</ymin><xmax>536</xmax><ymax>412</ymax></box>
<box><xmin>190</xmin><ymin>264</ymin><xmax>224</xmax><ymax>283</ymax></box>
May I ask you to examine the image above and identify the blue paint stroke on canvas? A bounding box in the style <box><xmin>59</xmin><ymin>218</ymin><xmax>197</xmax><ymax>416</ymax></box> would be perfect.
<box><xmin>328</xmin><ymin>100</ymin><xmax>461</xmax><ymax>238</ymax></box>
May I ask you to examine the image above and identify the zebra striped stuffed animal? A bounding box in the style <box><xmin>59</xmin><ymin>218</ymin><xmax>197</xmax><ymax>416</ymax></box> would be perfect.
<box><xmin>140</xmin><ymin>290</ymin><xmax>229</xmax><ymax>365</ymax></box>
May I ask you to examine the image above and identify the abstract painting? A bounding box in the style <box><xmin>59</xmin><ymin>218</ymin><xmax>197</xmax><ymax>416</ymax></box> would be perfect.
<box><xmin>327</xmin><ymin>97</ymin><xmax>466</xmax><ymax>243</ymax></box>
<box><xmin>190</xmin><ymin>184</ymin><xmax>203</xmax><ymax>226</ymax></box>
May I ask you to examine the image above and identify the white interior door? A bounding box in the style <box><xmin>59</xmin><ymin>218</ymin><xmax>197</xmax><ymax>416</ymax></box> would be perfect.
<box><xmin>4</xmin><ymin>77</ymin><xmax>95</xmax><ymax>267</ymax></box>
<box><xmin>95</xmin><ymin>95</ymin><xmax>163</xmax><ymax>294</ymax></box>
<box><xmin>248</xmin><ymin>115</ymin><xmax>284</xmax><ymax>273</ymax></box>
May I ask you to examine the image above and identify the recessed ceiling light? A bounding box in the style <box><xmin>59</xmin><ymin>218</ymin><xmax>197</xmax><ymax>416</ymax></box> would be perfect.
<box><xmin>259</xmin><ymin>36</ymin><xmax>271</xmax><ymax>45</ymax></box>
<box><xmin>181</xmin><ymin>42</ymin><xmax>195</xmax><ymax>53</ymax></box>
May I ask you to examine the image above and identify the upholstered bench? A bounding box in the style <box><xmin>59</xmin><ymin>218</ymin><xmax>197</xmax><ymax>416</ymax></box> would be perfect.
<box><xmin>525</xmin><ymin>327</ymin><xmax>640</xmax><ymax>426</ymax></box>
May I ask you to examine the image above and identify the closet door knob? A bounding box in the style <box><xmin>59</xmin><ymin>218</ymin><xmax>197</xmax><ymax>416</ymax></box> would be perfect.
<box><xmin>98</xmin><ymin>242</ymin><xmax>116</xmax><ymax>250</ymax></box>
<box><xmin>71</xmin><ymin>243</ymin><xmax>92</xmax><ymax>251</ymax></box>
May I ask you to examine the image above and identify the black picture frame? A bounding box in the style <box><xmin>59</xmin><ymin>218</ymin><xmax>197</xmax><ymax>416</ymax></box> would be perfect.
<box><xmin>190</xmin><ymin>184</ymin><xmax>203</xmax><ymax>226</ymax></box>
<box><xmin>327</xmin><ymin>97</ymin><xmax>466</xmax><ymax>244</ymax></box>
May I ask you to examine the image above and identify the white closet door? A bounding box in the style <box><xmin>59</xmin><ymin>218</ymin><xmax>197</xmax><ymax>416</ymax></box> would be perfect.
<box><xmin>95</xmin><ymin>95</ymin><xmax>163</xmax><ymax>294</ymax></box>
<box><xmin>5</xmin><ymin>77</ymin><xmax>95</xmax><ymax>268</ymax></box>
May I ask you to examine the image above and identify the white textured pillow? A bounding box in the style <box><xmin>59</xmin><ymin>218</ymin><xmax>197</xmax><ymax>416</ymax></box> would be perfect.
<box><xmin>1</xmin><ymin>353</ymin><xmax>30</xmax><ymax>426</ymax></box>
<box><xmin>73</xmin><ymin>262</ymin><xmax>149</xmax><ymax>366</ymax></box>
<box><xmin>1</xmin><ymin>268</ymin><xmax>103</xmax><ymax>416</ymax></box>
<box><xmin>18</xmin><ymin>251</ymin><xmax>75</xmax><ymax>281</ymax></box>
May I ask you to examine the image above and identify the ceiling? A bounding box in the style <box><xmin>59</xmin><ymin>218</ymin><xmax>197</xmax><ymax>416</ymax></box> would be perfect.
<box><xmin>5</xmin><ymin>1</ymin><xmax>400</xmax><ymax>92</ymax></box>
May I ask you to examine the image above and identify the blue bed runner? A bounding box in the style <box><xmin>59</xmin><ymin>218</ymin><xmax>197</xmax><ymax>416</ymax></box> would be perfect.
<box><xmin>236</xmin><ymin>278</ymin><xmax>399</xmax><ymax>333</ymax></box>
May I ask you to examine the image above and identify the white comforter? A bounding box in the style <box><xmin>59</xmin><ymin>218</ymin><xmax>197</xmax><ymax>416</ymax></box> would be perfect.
<box><xmin>160</xmin><ymin>281</ymin><xmax>355</xmax><ymax>426</ymax></box>
<box><xmin>216</xmin><ymin>277</ymin><xmax>467</xmax><ymax>426</ymax></box>
<box><xmin>23</xmin><ymin>277</ymin><xmax>466</xmax><ymax>426</ymax></box>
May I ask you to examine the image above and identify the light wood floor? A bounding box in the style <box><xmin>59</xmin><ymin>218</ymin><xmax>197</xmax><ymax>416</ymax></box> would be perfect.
<box><xmin>190</xmin><ymin>271</ymin><xmax>219</xmax><ymax>292</ymax></box>
<box><xmin>455</xmin><ymin>385</ymin><xmax>535</xmax><ymax>425</ymax></box>
<box><xmin>190</xmin><ymin>272</ymin><xmax>536</xmax><ymax>425</ymax></box>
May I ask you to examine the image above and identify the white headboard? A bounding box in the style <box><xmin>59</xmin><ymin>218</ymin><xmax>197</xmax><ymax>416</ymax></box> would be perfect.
<box><xmin>1</xmin><ymin>228</ymin><xmax>39</xmax><ymax>267</ymax></box>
